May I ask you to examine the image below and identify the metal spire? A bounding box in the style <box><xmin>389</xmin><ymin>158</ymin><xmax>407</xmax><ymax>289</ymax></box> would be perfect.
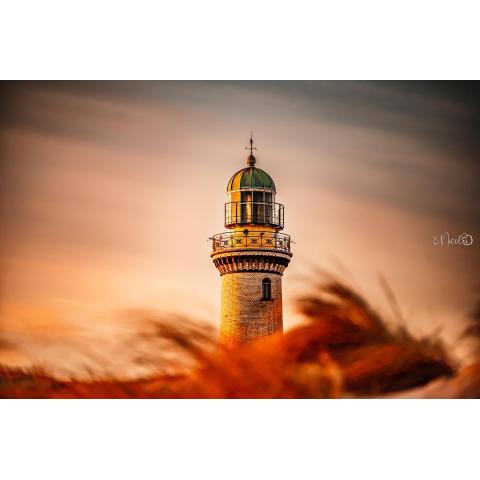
<box><xmin>245</xmin><ymin>131</ymin><xmax>257</xmax><ymax>166</ymax></box>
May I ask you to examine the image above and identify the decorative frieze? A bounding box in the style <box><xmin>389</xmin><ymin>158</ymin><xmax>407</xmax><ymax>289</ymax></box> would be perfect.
<box><xmin>212</xmin><ymin>250</ymin><xmax>291</xmax><ymax>276</ymax></box>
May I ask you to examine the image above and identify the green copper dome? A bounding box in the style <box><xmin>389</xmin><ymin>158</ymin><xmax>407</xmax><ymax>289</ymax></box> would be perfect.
<box><xmin>227</xmin><ymin>166</ymin><xmax>276</xmax><ymax>192</ymax></box>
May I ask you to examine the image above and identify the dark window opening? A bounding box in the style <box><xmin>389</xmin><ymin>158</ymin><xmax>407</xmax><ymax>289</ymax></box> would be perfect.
<box><xmin>262</xmin><ymin>278</ymin><xmax>272</xmax><ymax>300</ymax></box>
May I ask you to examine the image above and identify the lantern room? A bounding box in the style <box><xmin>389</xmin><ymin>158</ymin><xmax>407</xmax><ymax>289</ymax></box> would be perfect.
<box><xmin>225</xmin><ymin>153</ymin><xmax>284</xmax><ymax>229</ymax></box>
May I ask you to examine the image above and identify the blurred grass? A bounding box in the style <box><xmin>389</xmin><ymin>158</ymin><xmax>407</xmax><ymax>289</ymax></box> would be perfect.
<box><xmin>1</xmin><ymin>278</ymin><xmax>477</xmax><ymax>398</ymax></box>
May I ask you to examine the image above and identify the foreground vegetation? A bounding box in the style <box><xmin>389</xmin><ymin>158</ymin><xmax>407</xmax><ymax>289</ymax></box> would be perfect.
<box><xmin>1</xmin><ymin>280</ymin><xmax>479</xmax><ymax>398</ymax></box>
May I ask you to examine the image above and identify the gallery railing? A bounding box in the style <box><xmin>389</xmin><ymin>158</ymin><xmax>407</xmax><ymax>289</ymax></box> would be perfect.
<box><xmin>224</xmin><ymin>201</ymin><xmax>284</xmax><ymax>228</ymax></box>
<box><xmin>211</xmin><ymin>231</ymin><xmax>291</xmax><ymax>253</ymax></box>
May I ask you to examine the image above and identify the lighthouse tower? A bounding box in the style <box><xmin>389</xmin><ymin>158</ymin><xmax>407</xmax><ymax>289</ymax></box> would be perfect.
<box><xmin>210</xmin><ymin>135</ymin><xmax>293</xmax><ymax>347</ymax></box>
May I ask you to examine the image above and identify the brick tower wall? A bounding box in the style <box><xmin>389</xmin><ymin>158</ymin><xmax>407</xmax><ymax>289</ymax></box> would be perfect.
<box><xmin>220</xmin><ymin>271</ymin><xmax>283</xmax><ymax>347</ymax></box>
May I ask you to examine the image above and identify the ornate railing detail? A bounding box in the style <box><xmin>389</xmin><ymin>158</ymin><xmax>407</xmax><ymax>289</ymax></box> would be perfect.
<box><xmin>225</xmin><ymin>201</ymin><xmax>284</xmax><ymax>228</ymax></box>
<box><xmin>211</xmin><ymin>231</ymin><xmax>291</xmax><ymax>253</ymax></box>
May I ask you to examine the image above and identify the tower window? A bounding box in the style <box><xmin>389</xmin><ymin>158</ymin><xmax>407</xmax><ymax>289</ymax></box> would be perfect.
<box><xmin>262</xmin><ymin>278</ymin><xmax>272</xmax><ymax>300</ymax></box>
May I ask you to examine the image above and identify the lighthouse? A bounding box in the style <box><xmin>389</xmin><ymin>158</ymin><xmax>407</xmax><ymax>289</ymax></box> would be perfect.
<box><xmin>210</xmin><ymin>135</ymin><xmax>293</xmax><ymax>347</ymax></box>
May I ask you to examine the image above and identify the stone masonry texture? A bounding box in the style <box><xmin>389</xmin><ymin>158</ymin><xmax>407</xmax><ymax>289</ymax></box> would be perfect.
<box><xmin>220</xmin><ymin>271</ymin><xmax>283</xmax><ymax>347</ymax></box>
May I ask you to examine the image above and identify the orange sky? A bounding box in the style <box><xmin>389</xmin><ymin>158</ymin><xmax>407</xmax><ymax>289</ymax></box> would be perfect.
<box><xmin>0</xmin><ymin>81</ymin><xmax>479</xmax><ymax>377</ymax></box>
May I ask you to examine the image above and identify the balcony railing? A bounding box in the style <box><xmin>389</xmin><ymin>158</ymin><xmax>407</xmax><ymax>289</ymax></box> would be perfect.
<box><xmin>225</xmin><ymin>201</ymin><xmax>284</xmax><ymax>228</ymax></box>
<box><xmin>211</xmin><ymin>231</ymin><xmax>291</xmax><ymax>253</ymax></box>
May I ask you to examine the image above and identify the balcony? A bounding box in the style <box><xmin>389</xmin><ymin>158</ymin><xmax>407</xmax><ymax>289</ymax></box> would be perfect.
<box><xmin>211</xmin><ymin>231</ymin><xmax>291</xmax><ymax>254</ymax></box>
<box><xmin>224</xmin><ymin>201</ymin><xmax>284</xmax><ymax>228</ymax></box>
